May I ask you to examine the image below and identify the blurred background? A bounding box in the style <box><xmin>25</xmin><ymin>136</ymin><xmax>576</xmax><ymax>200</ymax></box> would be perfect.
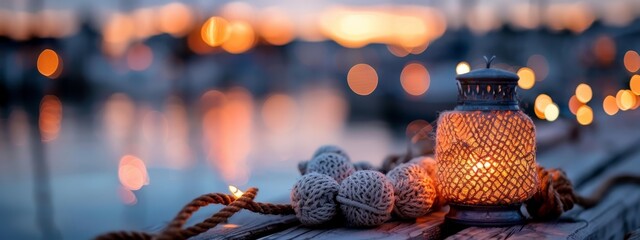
<box><xmin>1</xmin><ymin>0</ymin><xmax>640</xmax><ymax>239</ymax></box>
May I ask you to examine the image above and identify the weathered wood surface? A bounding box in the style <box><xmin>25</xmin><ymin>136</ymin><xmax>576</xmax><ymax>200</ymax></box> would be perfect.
<box><xmin>191</xmin><ymin>116</ymin><xmax>640</xmax><ymax>239</ymax></box>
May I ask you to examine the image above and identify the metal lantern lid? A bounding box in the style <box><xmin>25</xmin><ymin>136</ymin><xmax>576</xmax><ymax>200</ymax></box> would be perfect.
<box><xmin>455</xmin><ymin>56</ymin><xmax>520</xmax><ymax>111</ymax></box>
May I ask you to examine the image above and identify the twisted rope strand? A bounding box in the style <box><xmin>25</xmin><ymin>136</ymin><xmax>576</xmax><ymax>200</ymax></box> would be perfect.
<box><xmin>527</xmin><ymin>166</ymin><xmax>640</xmax><ymax>220</ymax></box>
<box><xmin>95</xmin><ymin>187</ymin><xmax>294</xmax><ymax>240</ymax></box>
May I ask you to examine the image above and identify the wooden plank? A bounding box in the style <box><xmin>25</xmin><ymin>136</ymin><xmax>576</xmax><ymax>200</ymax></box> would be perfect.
<box><xmin>194</xmin><ymin>116</ymin><xmax>639</xmax><ymax>239</ymax></box>
<box><xmin>447</xmin><ymin>140</ymin><xmax>640</xmax><ymax>240</ymax></box>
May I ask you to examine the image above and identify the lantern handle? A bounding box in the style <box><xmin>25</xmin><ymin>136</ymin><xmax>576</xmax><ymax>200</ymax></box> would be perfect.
<box><xmin>484</xmin><ymin>55</ymin><xmax>496</xmax><ymax>68</ymax></box>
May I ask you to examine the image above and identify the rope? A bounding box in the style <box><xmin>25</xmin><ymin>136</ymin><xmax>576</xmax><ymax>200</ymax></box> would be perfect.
<box><xmin>95</xmin><ymin>188</ymin><xmax>294</xmax><ymax>240</ymax></box>
<box><xmin>526</xmin><ymin>166</ymin><xmax>640</xmax><ymax>220</ymax></box>
<box><xmin>96</xmin><ymin>165</ymin><xmax>640</xmax><ymax>239</ymax></box>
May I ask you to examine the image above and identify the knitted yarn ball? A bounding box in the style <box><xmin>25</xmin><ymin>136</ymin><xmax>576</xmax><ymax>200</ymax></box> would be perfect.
<box><xmin>337</xmin><ymin>170</ymin><xmax>394</xmax><ymax>227</ymax></box>
<box><xmin>353</xmin><ymin>161</ymin><xmax>375</xmax><ymax>171</ymax></box>
<box><xmin>290</xmin><ymin>173</ymin><xmax>340</xmax><ymax>226</ymax></box>
<box><xmin>386</xmin><ymin>163</ymin><xmax>436</xmax><ymax>219</ymax></box>
<box><xmin>313</xmin><ymin>145</ymin><xmax>350</xmax><ymax>161</ymax></box>
<box><xmin>409</xmin><ymin>156</ymin><xmax>437</xmax><ymax>180</ymax></box>
<box><xmin>307</xmin><ymin>153</ymin><xmax>355</xmax><ymax>183</ymax></box>
<box><xmin>408</xmin><ymin>156</ymin><xmax>446</xmax><ymax>208</ymax></box>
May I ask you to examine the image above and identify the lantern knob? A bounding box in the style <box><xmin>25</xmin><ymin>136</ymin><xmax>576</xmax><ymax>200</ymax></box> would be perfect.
<box><xmin>484</xmin><ymin>55</ymin><xmax>496</xmax><ymax>68</ymax></box>
<box><xmin>455</xmin><ymin>56</ymin><xmax>520</xmax><ymax>111</ymax></box>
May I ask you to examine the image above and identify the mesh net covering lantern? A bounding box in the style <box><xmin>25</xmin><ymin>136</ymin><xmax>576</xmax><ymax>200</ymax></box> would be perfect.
<box><xmin>435</xmin><ymin>57</ymin><xmax>538</xmax><ymax>226</ymax></box>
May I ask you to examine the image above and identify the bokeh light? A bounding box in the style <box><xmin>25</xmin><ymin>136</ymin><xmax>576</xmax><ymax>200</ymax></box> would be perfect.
<box><xmin>575</xmin><ymin>83</ymin><xmax>592</xmax><ymax>103</ymax></box>
<box><xmin>126</xmin><ymin>43</ymin><xmax>153</xmax><ymax>71</ymax></box>
<box><xmin>221</xmin><ymin>21</ymin><xmax>256</xmax><ymax>54</ymax></box>
<box><xmin>118</xmin><ymin>155</ymin><xmax>149</xmax><ymax>191</ymax></box>
<box><xmin>593</xmin><ymin>35</ymin><xmax>616</xmax><ymax>66</ymax></box>
<box><xmin>517</xmin><ymin>67</ymin><xmax>535</xmax><ymax>89</ymax></box>
<box><xmin>347</xmin><ymin>63</ymin><xmax>378</xmax><ymax>96</ymax></box>
<box><xmin>201</xmin><ymin>17</ymin><xmax>231</xmax><ymax>47</ymax></box>
<box><xmin>159</xmin><ymin>3</ymin><xmax>194</xmax><ymax>37</ymax></box>
<box><xmin>617</xmin><ymin>89</ymin><xmax>637</xmax><ymax>110</ymax></box>
<box><xmin>534</xmin><ymin>94</ymin><xmax>552</xmax><ymax>119</ymax></box>
<box><xmin>37</xmin><ymin>49</ymin><xmax>61</xmax><ymax>78</ymax></box>
<box><xmin>624</xmin><ymin>50</ymin><xmax>640</xmax><ymax>73</ymax></box>
<box><xmin>258</xmin><ymin>8</ymin><xmax>295</xmax><ymax>46</ymax></box>
<box><xmin>39</xmin><ymin>95</ymin><xmax>63</xmax><ymax>141</ymax></box>
<box><xmin>576</xmin><ymin>105</ymin><xmax>593</xmax><ymax>125</ymax></box>
<box><xmin>568</xmin><ymin>95</ymin><xmax>582</xmax><ymax>115</ymax></box>
<box><xmin>630</xmin><ymin>75</ymin><xmax>640</xmax><ymax>95</ymax></box>
<box><xmin>603</xmin><ymin>95</ymin><xmax>619</xmax><ymax>116</ymax></box>
<box><xmin>544</xmin><ymin>103</ymin><xmax>559</xmax><ymax>122</ymax></box>
<box><xmin>456</xmin><ymin>61</ymin><xmax>470</xmax><ymax>75</ymax></box>
<box><xmin>400</xmin><ymin>63</ymin><xmax>430</xmax><ymax>96</ymax></box>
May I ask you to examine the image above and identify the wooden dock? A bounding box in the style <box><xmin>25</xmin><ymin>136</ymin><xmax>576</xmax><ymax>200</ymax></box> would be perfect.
<box><xmin>186</xmin><ymin>114</ymin><xmax>640</xmax><ymax>239</ymax></box>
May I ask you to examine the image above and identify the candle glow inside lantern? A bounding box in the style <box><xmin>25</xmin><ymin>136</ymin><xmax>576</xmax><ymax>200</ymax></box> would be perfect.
<box><xmin>436</xmin><ymin>57</ymin><xmax>538</xmax><ymax>226</ymax></box>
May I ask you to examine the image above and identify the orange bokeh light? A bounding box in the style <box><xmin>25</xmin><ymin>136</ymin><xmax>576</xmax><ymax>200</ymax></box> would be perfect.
<box><xmin>568</xmin><ymin>95</ymin><xmax>583</xmax><ymax>115</ymax></box>
<box><xmin>624</xmin><ymin>50</ymin><xmax>640</xmax><ymax>73</ymax></box>
<box><xmin>400</xmin><ymin>63</ymin><xmax>430</xmax><ymax>96</ymax></box>
<box><xmin>221</xmin><ymin>21</ymin><xmax>255</xmax><ymax>54</ymax></box>
<box><xmin>347</xmin><ymin>63</ymin><xmax>378</xmax><ymax>96</ymax></box>
<box><xmin>630</xmin><ymin>75</ymin><xmax>640</xmax><ymax>95</ymax></box>
<box><xmin>126</xmin><ymin>43</ymin><xmax>153</xmax><ymax>71</ymax></box>
<box><xmin>201</xmin><ymin>17</ymin><xmax>231</xmax><ymax>47</ymax></box>
<box><xmin>575</xmin><ymin>83</ymin><xmax>592</xmax><ymax>103</ymax></box>
<box><xmin>258</xmin><ymin>8</ymin><xmax>295</xmax><ymax>46</ymax></box>
<box><xmin>534</xmin><ymin>94</ymin><xmax>552</xmax><ymax>119</ymax></box>
<box><xmin>37</xmin><ymin>49</ymin><xmax>62</xmax><ymax>78</ymax></box>
<box><xmin>39</xmin><ymin>95</ymin><xmax>62</xmax><ymax>141</ymax></box>
<box><xmin>517</xmin><ymin>67</ymin><xmax>535</xmax><ymax>90</ymax></box>
<box><xmin>118</xmin><ymin>155</ymin><xmax>149</xmax><ymax>191</ymax></box>
<box><xmin>603</xmin><ymin>95</ymin><xmax>619</xmax><ymax>116</ymax></box>
<box><xmin>617</xmin><ymin>89</ymin><xmax>636</xmax><ymax>111</ymax></box>
<box><xmin>576</xmin><ymin>105</ymin><xmax>593</xmax><ymax>125</ymax></box>
<box><xmin>159</xmin><ymin>3</ymin><xmax>193</xmax><ymax>37</ymax></box>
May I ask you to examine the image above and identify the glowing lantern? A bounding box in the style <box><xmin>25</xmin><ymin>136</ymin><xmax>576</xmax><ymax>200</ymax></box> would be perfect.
<box><xmin>436</xmin><ymin>57</ymin><xmax>538</xmax><ymax>226</ymax></box>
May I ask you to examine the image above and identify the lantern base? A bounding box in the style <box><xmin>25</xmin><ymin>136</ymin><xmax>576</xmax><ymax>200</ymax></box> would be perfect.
<box><xmin>446</xmin><ymin>204</ymin><xmax>525</xmax><ymax>227</ymax></box>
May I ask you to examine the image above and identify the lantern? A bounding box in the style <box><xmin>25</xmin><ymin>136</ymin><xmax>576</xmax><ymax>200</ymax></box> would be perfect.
<box><xmin>435</xmin><ymin>57</ymin><xmax>538</xmax><ymax>226</ymax></box>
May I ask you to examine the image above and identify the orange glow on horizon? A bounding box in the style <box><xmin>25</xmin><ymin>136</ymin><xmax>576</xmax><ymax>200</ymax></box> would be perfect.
<box><xmin>318</xmin><ymin>6</ymin><xmax>446</xmax><ymax>49</ymax></box>
<box><xmin>347</xmin><ymin>63</ymin><xmax>378</xmax><ymax>96</ymax></box>
<box><xmin>401</xmin><ymin>63</ymin><xmax>430</xmax><ymax>96</ymax></box>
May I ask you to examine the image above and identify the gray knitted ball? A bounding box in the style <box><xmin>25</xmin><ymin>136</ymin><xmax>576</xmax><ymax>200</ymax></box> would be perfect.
<box><xmin>290</xmin><ymin>172</ymin><xmax>340</xmax><ymax>226</ymax></box>
<box><xmin>408</xmin><ymin>156</ymin><xmax>446</xmax><ymax>208</ymax></box>
<box><xmin>386</xmin><ymin>163</ymin><xmax>436</xmax><ymax>219</ymax></box>
<box><xmin>312</xmin><ymin>145</ymin><xmax>350</xmax><ymax>161</ymax></box>
<box><xmin>307</xmin><ymin>153</ymin><xmax>355</xmax><ymax>183</ymax></box>
<box><xmin>337</xmin><ymin>170</ymin><xmax>395</xmax><ymax>227</ymax></box>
